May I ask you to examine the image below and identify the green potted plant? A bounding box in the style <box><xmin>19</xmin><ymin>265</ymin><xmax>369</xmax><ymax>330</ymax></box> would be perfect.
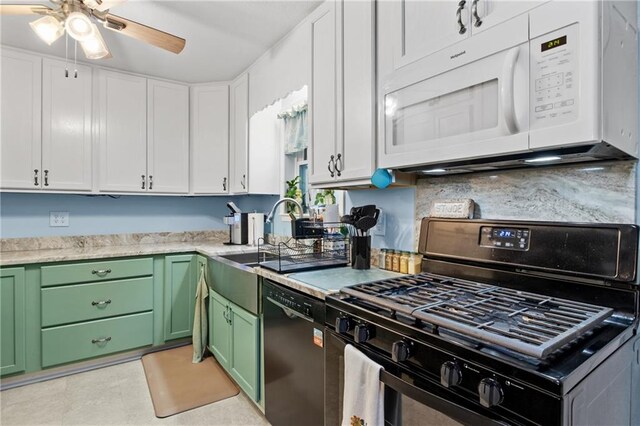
<box><xmin>285</xmin><ymin>176</ymin><xmax>301</xmax><ymax>214</ymax></box>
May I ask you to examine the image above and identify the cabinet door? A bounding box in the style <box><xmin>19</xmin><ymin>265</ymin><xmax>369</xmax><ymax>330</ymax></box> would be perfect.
<box><xmin>209</xmin><ymin>291</ymin><xmax>231</xmax><ymax>370</ymax></box>
<box><xmin>229</xmin><ymin>73</ymin><xmax>249</xmax><ymax>193</ymax></box>
<box><xmin>163</xmin><ymin>255</ymin><xmax>197</xmax><ymax>341</ymax></box>
<box><xmin>1</xmin><ymin>267</ymin><xmax>26</xmax><ymax>376</ymax></box>
<box><xmin>190</xmin><ymin>84</ymin><xmax>229</xmax><ymax>194</ymax></box>
<box><xmin>471</xmin><ymin>1</ymin><xmax>544</xmax><ymax>34</ymax></box>
<box><xmin>0</xmin><ymin>49</ymin><xmax>41</xmax><ymax>190</ymax></box>
<box><xmin>147</xmin><ymin>79</ymin><xmax>189</xmax><ymax>193</ymax></box>
<box><xmin>42</xmin><ymin>59</ymin><xmax>93</xmax><ymax>191</ymax></box>
<box><xmin>309</xmin><ymin>2</ymin><xmax>338</xmax><ymax>185</ymax></box>
<box><xmin>383</xmin><ymin>0</ymin><xmax>470</xmax><ymax>72</ymax></box>
<box><xmin>98</xmin><ymin>70</ymin><xmax>147</xmax><ymax>192</ymax></box>
<box><xmin>229</xmin><ymin>303</ymin><xmax>260</xmax><ymax>401</ymax></box>
<box><xmin>338</xmin><ymin>0</ymin><xmax>375</xmax><ymax>182</ymax></box>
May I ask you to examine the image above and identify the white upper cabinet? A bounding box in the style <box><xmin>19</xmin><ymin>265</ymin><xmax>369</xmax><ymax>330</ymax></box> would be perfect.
<box><xmin>0</xmin><ymin>49</ymin><xmax>41</xmax><ymax>190</ymax></box>
<box><xmin>190</xmin><ymin>84</ymin><xmax>229</xmax><ymax>194</ymax></box>
<box><xmin>339</xmin><ymin>0</ymin><xmax>375</xmax><ymax>182</ymax></box>
<box><xmin>310</xmin><ymin>0</ymin><xmax>376</xmax><ymax>186</ymax></box>
<box><xmin>379</xmin><ymin>0</ymin><xmax>544</xmax><ymax>78</ymax></box>
<box><xmin>147</xmin><ymin>79</ymin><xmax>189</xmax><ymax>194</ymax></box>
<box><xmin>97</xmin><ymin>69</ymin><xmax>147</xmax><ymax>193</ymax></box>
<box><xmin>42</xmin><ymin>59</ymin><xmax>92</xmax><ymax>191</ymax></box>
<box><xmin>230</xmin><ymin>73</ymin><xmax>249</xmax><ymax>193</ymax></box>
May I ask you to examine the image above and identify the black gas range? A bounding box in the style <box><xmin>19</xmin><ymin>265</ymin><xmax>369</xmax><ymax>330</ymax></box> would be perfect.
<box><xmin>324</xmin><ymin>219</ymin><xmax>640</xmax><ymax>426</ymax></box>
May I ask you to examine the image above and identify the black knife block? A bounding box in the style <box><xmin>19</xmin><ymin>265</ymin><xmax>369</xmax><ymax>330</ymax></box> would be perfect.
<box><xmin>351</xmin><ymin>236</ymin><xmax>371</xmax><ymax>270</ymax></box>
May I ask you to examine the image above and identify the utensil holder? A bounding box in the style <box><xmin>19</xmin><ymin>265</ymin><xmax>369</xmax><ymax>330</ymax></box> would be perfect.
<box><xmin>351</xmin><ymin>236</ymin><xmax>371</xmax><ymax>270</ymax></box>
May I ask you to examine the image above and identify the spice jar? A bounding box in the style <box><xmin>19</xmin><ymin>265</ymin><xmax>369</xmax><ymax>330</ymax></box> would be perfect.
<box><xmin>409</xmin><ymin>252</ymin><xmax>423</xmax><ymax>274</ymax></box>
<box><xmin>385</xmin><ymin>250</ymin><xmax>394</xmax><ymax>271</ymax></box>
<box><xmin>392</xmin><ymin>250</ymin><xmax>400</xmax><ymax>272</ymax></box>
<box><xmin>378</xmin><ymin>249</ymin><xmax>387</xmax><ymax>269</ymax></box>
<box><xmin>399</xmin><ymin>251</ymin><xmax>409</xmax><ymax>274</ymax></box>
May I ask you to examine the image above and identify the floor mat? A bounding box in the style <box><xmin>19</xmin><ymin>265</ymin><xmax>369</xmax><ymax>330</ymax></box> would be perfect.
<box><xmin>141</xmin><ymin>345</ymin><xmax>239</xmax><ymax>418</ymax></box>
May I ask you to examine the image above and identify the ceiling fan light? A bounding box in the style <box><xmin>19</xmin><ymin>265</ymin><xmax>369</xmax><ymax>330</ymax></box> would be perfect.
<box><xmin>80</xmin><ymin>27</ymin><xmax>110</xmax><ymax>59</ymax></box>
<box><xmin>65</xmin><ymin>11</ymin><xmax>94</xmax><ymax>41</ymax></box>
<box><xmin>29</xmin><ymin>16</ymin><xmax>64</xmax><ymax>45</ymax></box>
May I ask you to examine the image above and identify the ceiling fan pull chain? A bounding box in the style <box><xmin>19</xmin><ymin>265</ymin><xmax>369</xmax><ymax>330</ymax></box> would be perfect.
<box><xmin>74</xmin><ymin>41</ymin><xmax>78</xmax><ymax>78</ymax></box>
<box><xmin>64</xmin><ymin>32</ymin><xmax>69</xmax><ymax>78</ymax></box>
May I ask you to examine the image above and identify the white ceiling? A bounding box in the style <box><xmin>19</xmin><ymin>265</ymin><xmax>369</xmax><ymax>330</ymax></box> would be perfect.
<box><xmin>0</xmin><ymin>0</ymin><xmax>322</xmax><ymax>83</ymax></box>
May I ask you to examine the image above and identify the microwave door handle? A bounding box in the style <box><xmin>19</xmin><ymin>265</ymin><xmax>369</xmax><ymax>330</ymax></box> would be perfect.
<box><xmin>500</xmin><ymin>46</ymin><xmax>521</xmax><ymax>134</ymax></box>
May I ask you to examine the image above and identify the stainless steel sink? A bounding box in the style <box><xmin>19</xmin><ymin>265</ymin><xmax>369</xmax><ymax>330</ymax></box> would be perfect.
<box><xmin>219</xmin><ymin>251</ymin><xmax>277</xmax><ymax>267</ymax></box>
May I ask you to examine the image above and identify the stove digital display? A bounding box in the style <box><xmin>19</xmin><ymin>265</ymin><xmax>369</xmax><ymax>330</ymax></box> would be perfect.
<box><xmin>481</xmin><ymin>226</ymin><xmax>530</xmax><ymax>250</ymax></box>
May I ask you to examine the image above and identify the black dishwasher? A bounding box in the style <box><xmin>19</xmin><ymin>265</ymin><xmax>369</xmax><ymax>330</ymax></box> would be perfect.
<box><xmin>263</xmin><ymin>279</ymin><xmax>325</xmax><ymax>426</ymax></box>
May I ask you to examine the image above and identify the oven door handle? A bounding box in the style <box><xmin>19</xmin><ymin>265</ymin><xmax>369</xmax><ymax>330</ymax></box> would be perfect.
<box><xmin>380</xmin><ymin>370</ymin><xmax>509</xmax><ymax>426</ymax></box>
<box><xmin>266</xmin><ymin>296</ymin><xmax>314</xmax><ymax>323</ymax></box>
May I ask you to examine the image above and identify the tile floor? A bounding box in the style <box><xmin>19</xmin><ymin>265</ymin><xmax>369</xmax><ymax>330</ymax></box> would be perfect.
<box><xmin>0</xmin><ymin>360</ymin><xmax>270</xmax><ymax>425</ymax></box>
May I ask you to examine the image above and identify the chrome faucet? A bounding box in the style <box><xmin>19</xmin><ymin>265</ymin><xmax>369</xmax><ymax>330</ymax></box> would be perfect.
<box><xmin>265</xmin><ymin>198</ymin><xmax>303</xmax><ymax>223</ymax></box>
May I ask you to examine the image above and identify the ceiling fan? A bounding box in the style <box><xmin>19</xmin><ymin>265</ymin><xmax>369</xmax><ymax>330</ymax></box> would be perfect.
<box><xmin>0</xmin><ymin>0</ymin><xmax>186</xmax><ymax>59</ymax></box>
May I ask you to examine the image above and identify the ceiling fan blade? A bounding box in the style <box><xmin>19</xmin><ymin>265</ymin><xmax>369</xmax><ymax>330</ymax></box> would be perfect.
<box><xmin>0</xmin><ymin>4</ymin><xmax>52</xmax><ymax>15</ymax></box>
<box><xmin>103</xmin><ymin>14</ymin><xmax>185</xmax><ymax>54</ymax></box>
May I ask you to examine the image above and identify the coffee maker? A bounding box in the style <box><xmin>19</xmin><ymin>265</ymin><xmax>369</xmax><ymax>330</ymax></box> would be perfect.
<box><xmin>224</xmin><ymin>202</ymin><xmax>248</xmax><ymax>245</ymax></box>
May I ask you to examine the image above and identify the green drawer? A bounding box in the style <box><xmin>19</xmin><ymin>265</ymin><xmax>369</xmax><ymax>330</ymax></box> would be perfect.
<box><xmin>42</xmin><ymin>277</ymin><xmax>153</xmax><ymax>327</ymax></box>
<box><xmin>41</xmin><ymin>258</ymin><xmax>153</xmax><ymax>287</ymax></box>
<box><xmin>42</xmin><ymin>312</ymin><xmax>153</xmax><ymax>367</ymax></box>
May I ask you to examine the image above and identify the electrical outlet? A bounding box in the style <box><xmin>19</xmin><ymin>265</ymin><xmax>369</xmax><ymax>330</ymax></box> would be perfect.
<box><xmin>50</xmin><ymin>211</ymin><xmax>69</xmax><ymax>227</ymax></box>
<box><xmin>373</xmin><ymin>210</ymin><xmax>386</xmax><ymax>236</ymax></box>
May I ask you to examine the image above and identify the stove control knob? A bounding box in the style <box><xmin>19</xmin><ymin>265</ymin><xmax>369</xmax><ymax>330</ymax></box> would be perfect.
<box><xmin>335</xmin><ymin>316</ymin><xmax>352</xmax><ymax>334</ymax></box>
<box><xmin>440</xmin><ymin>361</ymin><xmax>462</xmax><ymax>388</ymax></box>
<box><xmin>354</xmin><ymin>324</ymin><xmax>371</xmax><ymax>343</ymax></box>
<box><xmin>391</xmin><ymin>340</ymin><xmax>412</xmax><ymax>362</ymax></box>
<box><xmin>478</xmin><ymin>378</ymin><xmax>504</xmax><ymax>408</ymax></box>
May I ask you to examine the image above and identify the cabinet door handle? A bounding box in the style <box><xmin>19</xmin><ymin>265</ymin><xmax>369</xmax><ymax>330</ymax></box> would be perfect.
<box><xmin>241</xmin><ymin>174</ymin><xmax>246</xmax><ymax>189</ymax></box>
<box><xmin>223</xmin><ymin>177</ymin><xmax>227</xmax><ymax>191</ymax></box>
<box><xmin>327</xmin><ymin>155</ymin><xmax>336</xmax><ymax>178</ymax></box>
<box><xmin>149</xmin><ymin>175</ymin><xmax>153</xmax><ymax>190</ymax></box>
<box><xmin>141</xmin><ymin>174</ymin><xmax>146</xmax><ymax>190</ymax></box>
<box><xmin>456</xmin><ymin>0</ymin><xmax>467</xmax><ymax>34</ymax></box>
<box><xmin>44</xmin><ymin>170</ymin><xmax>49</xmax><ymax>186</ymax></box>
<box><xmin>91</xmin><ymin>299</ymin><xmax>112</xmax><ymax>307</ymax></box>
<box><xmin>335</xmin><ymin>153</ymin><xmax>343</xmax><ymax>177</ymax></box>
<box><xmin>471</xmin><ymin>0</ymin><xmax>482</xmax><ymax>27</ymax></box>
<box><xmin>91</xmin><ymin>337</ymin><xmax>112</xmax><ymax>344</ymax></box>
<box><xmin>91</xmin><ymin>269</ymin><xmax>112</xmax><ymax>276</ymax></box>
<box><xmin>34</xmin><ymin>169</ymin><xmax>39</xmax><ymax>186</ymax></box>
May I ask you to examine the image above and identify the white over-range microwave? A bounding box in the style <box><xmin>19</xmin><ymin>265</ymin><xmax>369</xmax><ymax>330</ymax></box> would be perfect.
<box><xmin>378</xmin><ymin>0</ymin><xmax>638</xmax><ymax>174</ymax></box>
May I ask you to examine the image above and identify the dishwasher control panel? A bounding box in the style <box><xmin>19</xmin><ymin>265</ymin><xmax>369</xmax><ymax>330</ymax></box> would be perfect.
<box><xmin>263</xmin><ymin>280</ymin><xmax>325</xmax><ymax>322</ymax></box>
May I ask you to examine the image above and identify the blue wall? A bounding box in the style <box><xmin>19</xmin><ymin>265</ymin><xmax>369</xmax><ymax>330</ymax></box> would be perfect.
<box><xmin>0</xmin><ymin>193</ymin><xmax>278</xmax><ymax>238</ymax></box>
<box><xmin>345</xmin><ymin>187</ymin><xmax>416</xmax><ymax>251</ymax></box>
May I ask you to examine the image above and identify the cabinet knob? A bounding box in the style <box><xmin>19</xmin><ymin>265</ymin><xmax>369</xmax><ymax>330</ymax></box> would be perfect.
<box><xmin>335</xmin><ymin>153</ymin><xmax>343</xmax><ymax>177</ymax></box>
<box><xmin>223</xmin><ymin>177</ymin><xmax>227</xmax><ymax>191</ymax></box>
<box><xmin>91</xmin><ymin>299</ymin><xmax>112</xmax><ymax>307</ymax></box>
<box><xmin>44</xmin><ymin>170</ymin><xmax>49</xmax><ymax>187</ymax></box>
<box><xmin>471</xmin><ymin>0</ymin><xmax>482</xmax><ymax>27</ymax></box>
<box><xmin>34</xmin><ymin>169</ymin><xmax>39</xmax><ymax>186</ymax></box>
<box><xmin>149</xmin><ymin>175</ymin><xmax>153</xmax><ymax>190</ymax></box>
<box><xmin>141</xmin><ymin>175</ymin><xmax>146</xmax><ymax>190</ymax></box>
<box><xmin>241</xmin><ymin>174</ymin><xmax>246</xmax><ymax>189</ymax></box>
<box><xmin>91</xmin><ymin>336</ymin><xmax>112</xmax><ymax>344</ymax></box>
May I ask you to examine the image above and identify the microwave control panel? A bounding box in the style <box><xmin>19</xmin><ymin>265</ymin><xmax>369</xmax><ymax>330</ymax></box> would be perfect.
<box><xmin>530</xmin><ymin>24</ymin><xmax>578</xmax><ymax>129</ymax></box>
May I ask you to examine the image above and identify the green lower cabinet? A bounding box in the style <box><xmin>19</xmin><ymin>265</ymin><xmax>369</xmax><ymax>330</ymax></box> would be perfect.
<box><xmin>209</xmin><ymin>290</ymin><xmax>260</xmax><ymax>402</ymax></box>
<box><xmin>1</xmin><ymin>267</ymin><xmax>26</xmax><ymax>376</ymax></box>
<box><xmin>210</xmin><ymin>291</ymin><xmax>231</xmax><ymax>369</ymax></box>
<box><xmin>42</xmin><ymin>312</ymin><xmax>153</xmax><ymax>367</ymax></box>
<box><xmin>164</xmin><ymin>254</ymin><xmax>197</xmax><ymax>341</ymax></box>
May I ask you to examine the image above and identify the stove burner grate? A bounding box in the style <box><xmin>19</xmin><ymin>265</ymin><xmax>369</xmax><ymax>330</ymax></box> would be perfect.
<box><xmin>342</xmin><ymin>273</ymin><xmax>613</xmax><ymax>358</ymax></box>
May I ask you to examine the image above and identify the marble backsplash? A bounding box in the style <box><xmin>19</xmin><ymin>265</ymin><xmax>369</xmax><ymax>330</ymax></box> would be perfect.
<box><xmin>416</xmin><ymin>160</ymin><xmax>636</xmax><ymax>222</ymax></box>
<box><xmin>0</xmin><ymin>229</ymin><xmax>229</xmax><ymax>252</ymax></box>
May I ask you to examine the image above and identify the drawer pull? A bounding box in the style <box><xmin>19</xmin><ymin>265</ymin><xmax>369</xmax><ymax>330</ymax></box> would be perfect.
<box><xmin>91</xmin><ymin>269</ymin><xmax>112</xmax><ymax>276</ymax></box>
<box><xmin>91</xmin><ymin>337</ymin><xmax>112</xmax><ymax>344</ymax></box>
<box><xmin>91</xmin><ymin>299</ymin><xmax>112</xmax><ymax>307</ymax></box>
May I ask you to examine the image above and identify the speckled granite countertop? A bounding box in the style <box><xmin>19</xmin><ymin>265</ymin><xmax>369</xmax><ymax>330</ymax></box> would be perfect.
<box><xmin>0</xmin><ymin>230</ymin><xmax>404</xmax><ymax>299</ymax></box>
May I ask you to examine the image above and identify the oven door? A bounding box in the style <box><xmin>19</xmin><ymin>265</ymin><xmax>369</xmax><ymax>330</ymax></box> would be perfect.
<box><xmin>325</xmin><ymin>328</ymin><xmax>510</xmax><ymax>426</ymax></box>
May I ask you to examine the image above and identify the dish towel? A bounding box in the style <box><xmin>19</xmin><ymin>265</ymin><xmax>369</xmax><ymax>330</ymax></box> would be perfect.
<box><xmin>341</xmin><ymin>344</ymin><xmax>384</xmax><ymax>426</ymax></box>
<box><xmin>192</xmin><ymin>265</ymin><xmax>209</xmax><ymax>363</ymax></box>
